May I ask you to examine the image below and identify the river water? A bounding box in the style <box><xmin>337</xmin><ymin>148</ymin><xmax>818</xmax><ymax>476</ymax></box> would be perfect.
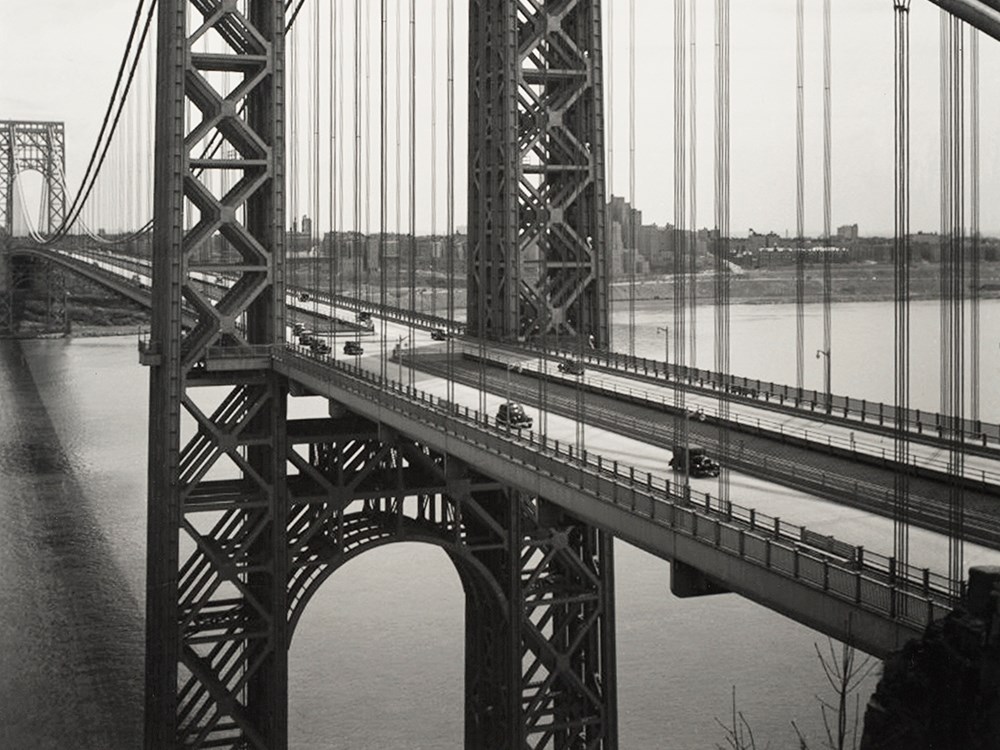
<box><xmin>1</xmin><ymin>298</ymin><xmax>998</xmax><ymax>748</ymax></box>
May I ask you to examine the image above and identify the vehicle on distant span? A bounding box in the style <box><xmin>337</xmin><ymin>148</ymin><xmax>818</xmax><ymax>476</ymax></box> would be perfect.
<box><xmin>557</xmin><ymin>359</ymin><xmax>584</xmax><ymax>376</ymax></box>
<box><xmin>344</xmin><ymin>340</ymin><xmax>364</xmax><ymax>356</ymax></box>
<box><xmin>310</xmin><ymin>339</ymin><xmax>330</xmax><ymax>355</ymax></box>
<box><xmin>299</xmin><ymin>291</ymin><xmax>311</xmax><ymax>301</ymax></box>
<box><xmin>356</xmin><ymin>311</ymin><xmax>372</xmax><ymax>323</ymax></box>
<box><xmin>292</xmin><ymin>322</ymin><xmax>305</xmax><ymax>336</ymax></box>
<box><xmin>729</xmin><ymin>384</ymin><xmax>759</xmax><ymax>398</ymax></box>
<box><xmin>298</xmin><ymin>330</ymin><xmax>314</xmax><ymax>346</ymax></box>
<box><xmin>496</xmin><ymin>402</ymin><xmax>533</xmax><ymax>430</ymax></box>
<box><xmin>430</xmin><ymin>328</ymin><xmax>449</xmax><ymax>341</ymax></box>
<box><xmin>668</xmin><ymin>445</ymin><xmax>720</xmax><ymax>478</ymax></box>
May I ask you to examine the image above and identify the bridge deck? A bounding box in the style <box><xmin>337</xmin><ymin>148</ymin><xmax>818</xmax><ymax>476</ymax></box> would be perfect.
<box><xmin>204</xmin><ymin>343</ymin><xmax>956</xmax><ymax>658</ymax></box>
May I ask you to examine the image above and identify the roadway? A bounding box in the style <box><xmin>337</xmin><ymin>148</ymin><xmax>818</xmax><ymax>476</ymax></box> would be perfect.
<box><xmin>204</xmin><ymin>340</ymin><xmax>981</xmax><ymax>657</ymax></box>
<box><xmin>24</xmin><ymin>244</ymin><xmax>1000</xmax><ymax>654</ymax></box>
<box><xmin>35</xmin><ymin>246</ymin><xmax>1000</xmax><ymax>545</ymax></box>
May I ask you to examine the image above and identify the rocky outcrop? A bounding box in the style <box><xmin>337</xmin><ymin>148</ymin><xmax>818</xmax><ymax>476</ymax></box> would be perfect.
<box><xmin>860</xmin><ymin>566</ymin><xmax>1000</xmax><ymax>750</ymax></box>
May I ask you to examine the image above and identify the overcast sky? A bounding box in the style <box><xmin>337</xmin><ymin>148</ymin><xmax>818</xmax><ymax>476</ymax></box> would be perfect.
<box><xmin>2</xmin><ymin>1</ymin><xmax>996</xmax><ymax>237</ymax></box>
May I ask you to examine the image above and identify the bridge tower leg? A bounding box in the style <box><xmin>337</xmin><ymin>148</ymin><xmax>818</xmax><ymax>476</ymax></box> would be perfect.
<box><xmin>465</xmin><ymin>495</ymin><xmax>618</xmax><ymax>748</ymax></box>
<box><xmin>145</xmin><ymin>1</ymin><xmax>288</xmax><ymax>748</ymax></box>
<box><xmin>467</xmin><ymin>0</ymin><xmax>610</xmax><ymax>348</ymax></box>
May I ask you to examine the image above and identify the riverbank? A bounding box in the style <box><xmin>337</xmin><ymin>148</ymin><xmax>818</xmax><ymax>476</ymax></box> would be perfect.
<box><xmin>610</xmin><ymin>262</ymin><xmax>1000</xmax><ymax>305</ymax></box>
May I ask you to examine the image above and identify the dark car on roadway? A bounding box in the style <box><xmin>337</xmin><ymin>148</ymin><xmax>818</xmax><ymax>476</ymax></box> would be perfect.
<box><xmin>298</xmin><ymin>330</ymin><xmax>314</xmax><ymax>346</ymax></box>
<box><xmin>310</xmin><ymin>339</ymin><xmax>330</xmax><ymax>355</ymax></box>
<box><xmin>496</xmin><ymin>402</ymin><xmax>533</xmax><ymax>430</ymax></box>
<box><xmin>344</xmin><ymin>340</ymin><xmax>364</xmax><ymax>356</ymax></box>
<box><xmin>299</xmin><ymin>291</ymin><xmax>311</xmax><ymax>301</ymax></box>
<box><xmin>668</xmin><ymin>445</ymin><xmax>720</xmax><ymax>478</ymax></box>
<box><xmin>557</xmin><ymin>359</ymin><xmax>585</xmax><ymax>376</ymax></box>
<box><xmin>430</xmin><ymin>328</ymin><xmax>449</xmax><ymax>341</ymax></box>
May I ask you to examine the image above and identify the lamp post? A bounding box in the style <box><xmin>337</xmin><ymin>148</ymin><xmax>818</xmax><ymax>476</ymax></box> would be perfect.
<box><xmin>396</xmin><ymin>335</ymin><xmax>404</xmax><ymax>383</ymax></box>
<box><xmin>656</xmin><ymin>325</ymin><xmax>670</xmax><ymax>376</ymax></box>
<box><xmin>504</xmin><ymin>360</ymin><xmax>522</xmax><ymax>433</ymax></box>
<box><xmin>816</xmin><ymin>348</ymin><xmax>831</xmax><ymax>410</ymax></box>
<box><xmin>505</xmin><ymin>360</ymin><xmax>521</xmax><ymax>407</ymax></box>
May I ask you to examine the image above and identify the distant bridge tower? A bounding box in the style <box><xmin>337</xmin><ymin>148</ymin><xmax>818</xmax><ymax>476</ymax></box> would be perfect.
<box><xmin>0</xmin><ymin>121</ymin><xmax>67</xmax><ymax>333</ymax></box>
<box><xmin>144</xmin><ymin>2</ymin><xmax>617</xmax><ymax>748</ymax></box>
<box><xmin>466</xmin><ymin>0</ymin><xmax>610</xmax><ymax>348</ymax></box>
<box><xmin>0</xmin><ymin>120</ymin><xmax>66</xmax><ymax>237</ymax></box>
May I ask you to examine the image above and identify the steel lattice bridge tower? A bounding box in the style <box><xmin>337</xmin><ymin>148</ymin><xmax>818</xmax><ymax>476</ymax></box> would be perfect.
<box><xmin>0</xmin><ymin>121</ymin><xmax>68</xmax><ymax>334</ymax></box>
<box><xmin>144</xmin><ymin>1</ymin><xmax>615</xmax><ymax>748</ymax></box>
<box><xmin>0</xmin><ymin>120</ymin><xmax>66</xmax><ymax>237</ymax></box>
<box><xmin>467</xmin><ymin>1</ymin><xmax>610</xmax><ymax>346</ymax></box>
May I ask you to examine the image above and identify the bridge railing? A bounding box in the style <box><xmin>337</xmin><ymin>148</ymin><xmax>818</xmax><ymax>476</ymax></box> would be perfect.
<box><xmin>529</xmin><ymin>341</ymin><xmax>1000</xmax><ymax>448</ymax></box>
<box><xmin>453</xmin><ymin>346</ymin><xmax>1000</xmax><ymax>504</ymax></box>
<box><xmin>208</xmin><ymin>342</ymin><xmax>960</xmax><ymax>632</ymax></box>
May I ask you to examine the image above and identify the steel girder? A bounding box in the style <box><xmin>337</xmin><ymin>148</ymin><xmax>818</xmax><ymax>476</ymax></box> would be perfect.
<box><xmin>145</xmin><ymin>1</ymin><xmax>287</xmax><ymax>748</ymax></box>
<box><xmin>0</xmin><ymin>120</ymin><xmax>66</xmax><ymax>236</ymax></box>
<box><xmin>284</xmin><ymin>414</ymin><xmax>618</xmax><ymax>749</ymax></box>
<box><xmin>468</xmin><ymin>0</ymin><xmax>610</xmax><ymax>348</ymax></box>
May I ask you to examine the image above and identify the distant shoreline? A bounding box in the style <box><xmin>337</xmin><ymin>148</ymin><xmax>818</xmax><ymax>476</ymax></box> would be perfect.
<box><xmin>609</xmin><ymin>262</ymin><xmax>1000</xmax><ymax>306</ymax></box>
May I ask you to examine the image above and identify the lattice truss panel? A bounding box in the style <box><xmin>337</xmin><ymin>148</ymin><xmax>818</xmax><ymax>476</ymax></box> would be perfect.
<box><xmin>174</xmin><ymin>379</ymin><xmax>283</xmax><ymax>748</ymax></box>
<box><xmin>0</xmin><ymin>121</ymin><xmax>66</xmax><ymax>235</ymax></box>
<box><xmin>147</xmin><ymin>1</ymin><xmax>286</xmax><ymax>748</ymax></box>
<box><xmin>178</xmin><ymin>3</ymin><xmax>285</xmax><ymax>366</ymax></box>
<box><xmin>467</xmin><ymin>0</ymin><xmax>520</xmax><ymax>340</ymax></box>
<box><xmin>468</xmin><ymin>0</ymin><xmax>609</xmax><ymax>346</ymax></box>
<box><xmin>516</xmin><ymin>0</ymin><xmax>608</xmax><ymax>344</ymax></box>
<box><xmin>283</xmin><ymin>413</ymin><xmax>617</xmax><ymax>749</ymax></box>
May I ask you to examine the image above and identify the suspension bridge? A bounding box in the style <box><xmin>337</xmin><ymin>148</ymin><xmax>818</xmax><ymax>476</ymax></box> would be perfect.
<box><xmin>2</xmin><ymin>1</ymin><xmax>999</xmax><ymax>748</ymax></box>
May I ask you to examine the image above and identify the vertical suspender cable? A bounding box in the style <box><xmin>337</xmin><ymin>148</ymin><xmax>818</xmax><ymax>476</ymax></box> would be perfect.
<box><xmin>714</xmin><ymin>0</ymin><xmax>731</xmax><ymax>506</ymax></box>
<box><xmin>674</xmin><ymin>0</ymin><xmax>688</xmax><ymax>481</ymax></box>
<box><xmin>795</xmin><ymin>0</ymin><xmax>805</xmax><ymax>392</ymax></box>
<box><xmin>969</xmin><ymin>30</ymin><xmax>980</xmax><ymax>424</ymax></box>
<box><xmin>312</xmin><ymin>0</ymin><xmax>321</xmax><ymax>328</ymax></box>
<box><xmin>607</xmin><ymin>0</ymin><xmax>615</xmax><ymax>353</ymax></box>
<box><xmin>336</xmin><ymin>0</ymin><xmax>346</xmax><ymax>362</ymax></box>
<box><xmin>329</xmin><ymin>0</ymin><xmax>337</xmax><ymax>357</ymax></box>
<box><xmin>689</xmin><ymin>0</ymin><xmax>697</xmax><ymax>368</ymax></box>
<box><xmin>946</xmin><ymin>16</ymin><xmax>965</xmax><ymax>594</ymax></box>
<box><xmin>354</xmin><ymin>0</ymin><xmax>363</xmax><ymax>332</ymax></box>
<box><xmin>365</xmin><ymin>3</ymin><xmax>373</xmax><ymax>307</ymax></box>
<box><xmin>395</xmin><ymin>0</ymin><xmax>403</xmax><ymax>322</ymax></box>
<box><xmin>430</xmin><ymin>1</ymin><xmax>438</xmax><ymax>321</ymax></box>
<box><xmin>893</xmin><ymin>0</ymin><xmax>911</xmax><ymax>582</ymax></box>
<box><xmin>409</xmin><ymin>0</ymin><xmax>417</xmax><ymax>389</ymax></box>
<box><xmin>446</xmin><ymin>0</ymin><xmax>456</xmax><ymax>405</ymax></box>
<box><xmin>822</xmin><ymin>0</ymin><xmax>832</xmax><ymax>407</ymax></box>
<box><xmin>939</xmin><ymin>12</ymin><xmax>950</xmax><ymax>432</ymax></box>
<box><xmin>380</xmin><ymin>0</ymin><xmax>388</xmax><ymax>383</ymax></box>
<box><xmin>628</xmin><ymin>0</ymin><xmax>636</xmax><ymax>359</ymax></box>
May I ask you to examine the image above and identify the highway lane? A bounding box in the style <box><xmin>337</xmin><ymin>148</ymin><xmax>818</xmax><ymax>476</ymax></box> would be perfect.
<box><xmin>284</xmin><ymin>351</ymin><xmax>1000</xmax><ymax>592</ymax></box>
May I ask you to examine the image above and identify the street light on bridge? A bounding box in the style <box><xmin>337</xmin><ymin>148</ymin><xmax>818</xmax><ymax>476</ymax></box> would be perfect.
<box><xmin>656</xmin><ymin>325</ymin><xmax>670</xmax><ymax>376</ymax></box>
<box><xmin>816</xmin><ymin>348</ymin><xmax>831</xmax><ymax>410</ymax></box>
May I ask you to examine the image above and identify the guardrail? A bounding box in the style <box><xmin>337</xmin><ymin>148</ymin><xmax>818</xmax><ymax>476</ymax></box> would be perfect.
<box><xmin>205</xmin><ymin>341</ymin><xmax>960</xmax><ymax>634</ymax></box>
<box><xmin>457</xmin><ymin>347</ymin><xmax>1000</xmax><ymax>493</ymax></box>
<box><xmin>527</xmin><ymin>341</ymin><xmax>1000</xmax><ymax>448</ymax></box>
